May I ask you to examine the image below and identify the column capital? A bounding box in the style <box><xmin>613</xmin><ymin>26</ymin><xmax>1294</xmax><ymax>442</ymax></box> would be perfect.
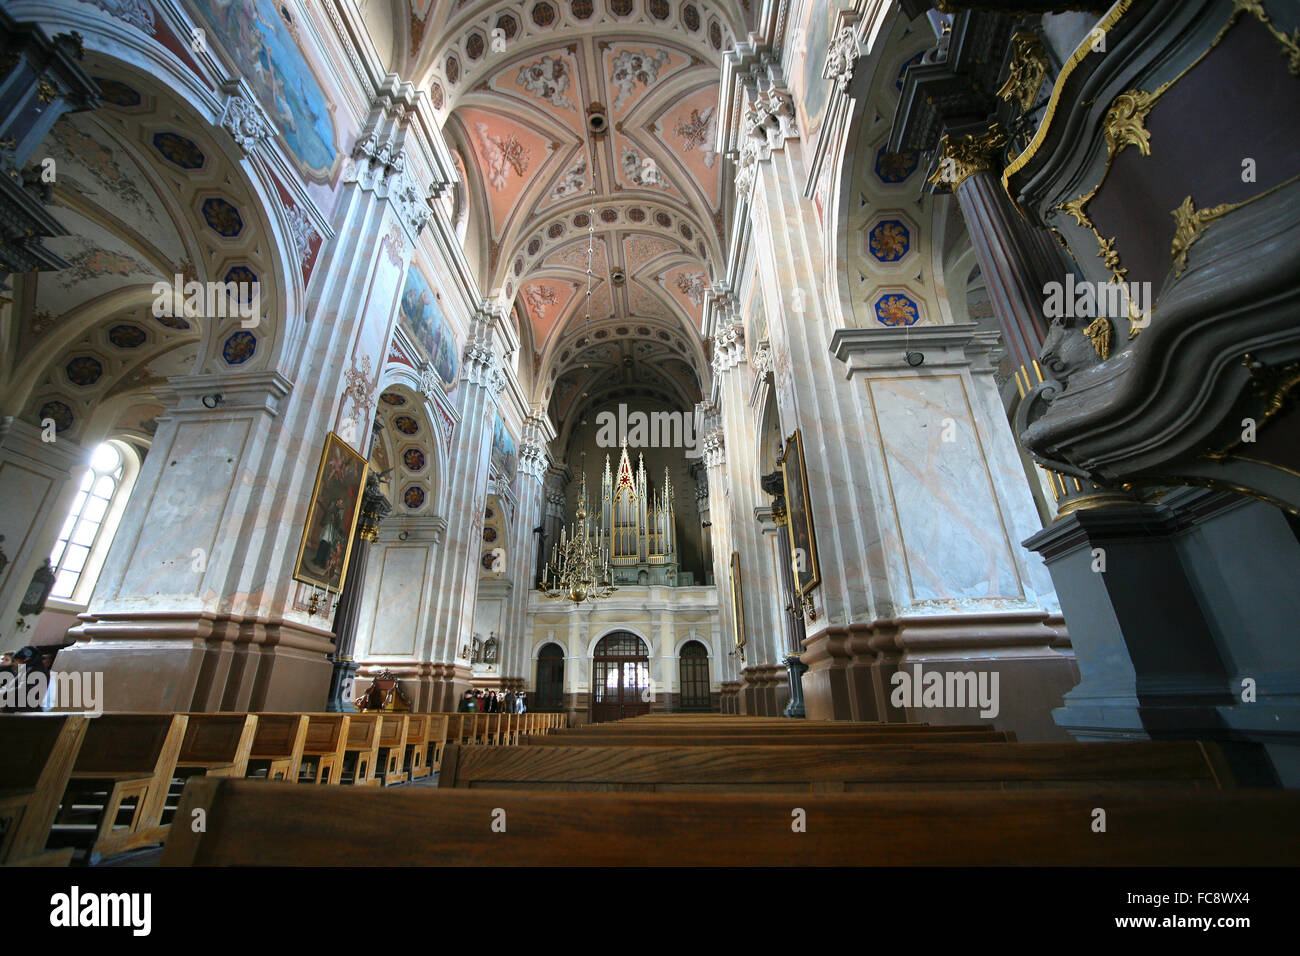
<box><xmin>711</xmin><ymin>313</ymin><xmax>747</xmax><ymax>376</ymax></box>
<box><xmin>823</xmin><ymin>26</ymin><xmax>862</xmax><ymax>95</ymax></box>
<box><xmin>927</xmin><ymin>125</ymin><xmax>1009</xmax><ymax>192</ymax></box>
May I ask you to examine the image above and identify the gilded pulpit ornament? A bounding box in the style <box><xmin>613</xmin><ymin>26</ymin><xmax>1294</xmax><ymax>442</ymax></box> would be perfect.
<box><xmin>997</xmin><ymin>31</ymin><xmax>1049</xmax><ymax>113</ymax></box>
<box><xmin>927</xmin><ymin>126</ymin><xmax>1009</xmax><ymax>192</ymax></box>
<box><xmin>1083</xmin><ymin>317</ymin><xmax>1112</xmax><ymax>360</ymax></box>
<box><xmin>1102</xmin><ymin>89</ymin><xmax>1158</xmax><ymax>158</ymax></box>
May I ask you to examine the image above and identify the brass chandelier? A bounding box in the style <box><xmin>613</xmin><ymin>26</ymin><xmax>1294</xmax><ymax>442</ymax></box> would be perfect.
<box><xmin>539</xmin><ymin>469</ymin><xmax>616</xmax><ymax>604</ymax></box>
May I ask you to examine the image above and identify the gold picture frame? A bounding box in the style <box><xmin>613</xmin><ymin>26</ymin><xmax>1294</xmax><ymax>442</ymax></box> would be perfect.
<box><xmin>293</xmin><ymin>431</ymin><xmax>369</xmax><ymax>594</ymax></box>
<box><xmin>729</xmin><ymin>550</ymin><xmax>746</xmax><ymax>650</ymax></box>
<box><xmin>779</xmin><ymin>428</ymin><xmax>821</xmax><ymax>598</ymax></box>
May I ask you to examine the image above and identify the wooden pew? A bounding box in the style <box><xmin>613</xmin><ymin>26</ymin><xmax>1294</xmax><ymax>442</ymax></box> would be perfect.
<box><xmin>53</xmin><ymin>714</ymin><xmax>187</xmax><ymax>860</ymax></box>
<box><xmin>523</xmin><ymin>730</ymin><xmax>1015</xmax><ymax>746</ymax></box>
<box><xmin>342</xmin><ymin>714</ymin><xmax>381</xmax><ymax>785</ymax></box>
<box><xmin>0</xmin><ymin>715</ymin><xmax>88</xmax><ymax>866</ymax></box>
<box><xmin>438</xmin><ymin>741</ymin><xmax>1235</xmax><ymax>792</ymax></box>
<box><xmin>175</xmin><ymin>714</ymin><xmax>257</xmax><ymax>779</ymax></box>
<box><xmin>423</xmin><ymin>714</ymin><xmax>451</xmax><ymax>772</ymax></box>
<box><xmin>403</xmin><ymin>715</ymin><xmax>432</xmax><ymax>781</ymax></box>
<box><xmin>298</xmin><ymin>715</ymin><xmax>349</xmax><ymax>785</ymax></box>
<box><xmin>375</xmin><ymin>714</ymin><xmax>409</xmax><ymax>786</ymax></box>
<box><xmin>551</xmin><ymin>722</ymin><xmax>981</xmax><ymax>736</ymax></box>
<box><xmin>161</xmin><ymin>779</ymin><xmax>1300</xmax><ymax>866</ymax></box>
<box><xmin>245</xmin><ymin>714</ymin><xmax>308</xmax><ymax>782</ymax></box>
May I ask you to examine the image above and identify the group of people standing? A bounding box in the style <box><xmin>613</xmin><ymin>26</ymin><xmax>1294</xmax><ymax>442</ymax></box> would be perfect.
<box><xmin>458</xmin><ymin>688</ymin><xmax>527</xmax><ymax>714</ymax></box>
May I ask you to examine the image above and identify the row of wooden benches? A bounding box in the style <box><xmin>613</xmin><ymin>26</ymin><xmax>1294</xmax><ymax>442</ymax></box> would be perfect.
<box><xmin>0</xmin><ymin>710</ymin><xmax>564</xmax><ymax>865</ymax></box>
<box><xmin>161</xmin><ymin>714</ymin><xmax>1300</xmax><ymax>865</ymax></box>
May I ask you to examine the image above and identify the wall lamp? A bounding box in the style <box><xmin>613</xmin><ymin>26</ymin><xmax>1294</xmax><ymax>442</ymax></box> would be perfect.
<box><xmin>201</xmin><ymin>393</ymin><xmax>225</xmax><ymax>409</ymax></box>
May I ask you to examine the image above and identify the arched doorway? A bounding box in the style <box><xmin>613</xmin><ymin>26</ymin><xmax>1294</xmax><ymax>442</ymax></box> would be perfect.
<box><xmin>678</xmin><ymin>641</ymin><xmax>711</xmax><ymax>711</ymax></box>
<box><xmin>535</xmin><ymin>643</ymin><xmax>564</xmax><ymax>711</ymax></box>
<box><xmin>591</xmin><ymin>631</ymin><xmax>651</xmax><ymax>723</ymax></box>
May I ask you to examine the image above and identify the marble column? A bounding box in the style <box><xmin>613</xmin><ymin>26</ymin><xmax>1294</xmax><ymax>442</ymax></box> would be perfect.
<box><xmin>711</xmin><ymin>307</ymin><xmax>783</xmax><ymax>715</ymax></box>
<box><xmin>503</xmin><ymin>409</ymin><xmax>552</xmax><ymax>684</ymax></box>
<box><xmin>58</xmin><ymin>85</ymin><xmax>434</xmax><ymax>711</ymax></box>
<box><xmin>931</xmin><ymin>125</ymin><xmax>1068</xmax><ymax>371</ymax></box>
<box><xmin>418</xmin><ymin>311</ymin><xmax>503</xmax><ymax>711</ymax></box>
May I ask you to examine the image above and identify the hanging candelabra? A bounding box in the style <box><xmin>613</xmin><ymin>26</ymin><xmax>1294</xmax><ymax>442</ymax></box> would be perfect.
<box><xmin>539</xmin><ymin>468</ymin><xmax>616</xmax><ymax>605</ymax></box>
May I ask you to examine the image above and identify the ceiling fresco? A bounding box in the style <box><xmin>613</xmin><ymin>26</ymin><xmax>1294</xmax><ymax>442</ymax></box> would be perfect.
<box><xmin>397</xmin><ymin>0</ymin><xmax>748</xmax><ymax>426</ymax></box>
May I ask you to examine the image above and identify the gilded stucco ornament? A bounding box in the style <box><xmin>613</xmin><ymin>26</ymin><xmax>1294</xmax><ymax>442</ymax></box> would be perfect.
<box><xmin>997</xmin><ymin>32</ymin><xmax>1049</xmax><ymax>114</ymax></box>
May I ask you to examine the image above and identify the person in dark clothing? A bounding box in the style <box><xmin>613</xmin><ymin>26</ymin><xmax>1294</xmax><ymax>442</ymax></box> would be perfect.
<box><xmin>458</xmin><ymin>689</ymin><xmax>475</xmax><ymax>712</ymax></box>
<box><xmin>503</xmin><ymin>690</ymin><xmax>516</xmax><ymax>713</ymax></box>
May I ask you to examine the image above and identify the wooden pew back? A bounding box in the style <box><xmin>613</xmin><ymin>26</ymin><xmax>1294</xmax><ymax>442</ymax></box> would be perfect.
<box><xmin>523</xmin><ymin>730</ymin><xmax>1014</xmax><ymax>746</ymax></box>
<box><xmin>0</xmin><ymin>715</ymin><xmax>88</xmax><ymax>865</ymax></box>
<box><xmin>438</xmin><ymin>741</ymin><xmax>1233</xmax><ymax>792</ymax></box>
<box><xmin>177</xmin><ymin>714</ymin><xmax>257</xmax><ymax>774</ymax></box>
<box><xmin>161</xmin><ymin>779</ymin><xmax>1300</xmax><ymax>866</ymax></box>
<box><xmin>72</xmin><ymin>714</ymin><xmax>186</xmax><ymax>775</ymax></box>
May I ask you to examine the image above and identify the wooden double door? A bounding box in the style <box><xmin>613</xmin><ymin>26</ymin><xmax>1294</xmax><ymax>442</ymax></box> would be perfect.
<box><xmin>591</xmin><ymin>632</ymin><xmax>651</xmax><ymax>723</ymax></box>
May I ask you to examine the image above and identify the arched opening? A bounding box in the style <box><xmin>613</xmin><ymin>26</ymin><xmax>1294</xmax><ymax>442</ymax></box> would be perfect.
<box><xmin>534</xmin><ymin>643</ymin><xmax>564</xmax><ymax>712</ymax></box>
<box><xmin>591</xmin><ymin>631</ymin><xmax>650</xmax><ymax>723</ymax></box>
<box><xmin>678</xmin><ymin>640</ymin><xmax>711</xmax><ymax>712</ymax></box>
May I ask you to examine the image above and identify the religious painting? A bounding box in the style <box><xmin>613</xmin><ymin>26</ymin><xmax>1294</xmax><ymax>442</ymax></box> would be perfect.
<box><xmin>780</xmin><ymin>428</ymin><xmax>821</xmax><ymax>598</ymax></box>
<box><xmin>730</xmin><ymin>551</ymin><xmax>746</xmax><ymax>651</ymax></box>
<box><xmin>398</xmin><ymin>267</ymin><xmax>459</xmax><ymax>386</ymax></box>
<box><xmin>491</xmin><ymin>413</ymin><xmax>517</xmax><ymax>483</ymax></box>
<box><xmin>294</xmin><ymin>432</ymin><xmax>369</xmax><ymax>593</ymax></box>
<box><xmin>187</xmin><ymin>0</ymin><xmax>339</xmax><ymax>181</ymax></box>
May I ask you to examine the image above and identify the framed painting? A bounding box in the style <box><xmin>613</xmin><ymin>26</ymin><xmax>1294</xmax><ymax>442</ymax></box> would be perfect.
<box><xmin>294</xmin><ymin>431</ymin><xmax>369</xmax><ymax>593</ymax></box>
<box><xmin>730</xmin><ymin>551</ymin><xmax>746</xmax><ymax>651</ymax></box>
<box><xmin>779</xmin><ymin>428</ymin><xmax>821</xmax><ymax>598</ymax></box>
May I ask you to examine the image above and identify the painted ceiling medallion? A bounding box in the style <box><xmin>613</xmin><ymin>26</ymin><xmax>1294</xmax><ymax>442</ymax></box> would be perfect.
<box><xmin>155</xmin><ymin>312</ymin><xmax>192</xmax><ymax>331</ymax></box>
<box><xmin>153</xmin><ymin>131</ymin><xmax>206</xmax><ymax>169</ymax></box>
<box><xmin>107</xmin><ymin>324</ymin><xmax>147</xmax><ymax>349</ymax></box>
<box><xmin>380</xmin><ymin>391</ymin><xmax>407</xmax><ymax>406</ymax></box>
<box><xmin>222</xmin><ymin>330</ymin><xmax>257</xmax><ymax>364</ymax></box>
<box><xmin>869</xmin><ymin>219</ymin><xmax>911</xmax><ymax>262</ymax></box>
<box><xmin>202</xmin><ymin>197</ymin><xmax>244</xmax><ymax>238</ymax></box>
<box><xmin>875</xmin><ymin>146</ymin><xmax>919</xmax><ymax>183</ymax></box>
<box><xmin>224</xmin><ymin>265</ymin><xmax>258</xmax><ymax>294</ymax></box>
<box><xmin>404</xmin><ymin>485</ymin><xmax>426</xmax><ymax>509</ymax></box>
<box><xmin>39</xmin><ymin>401</ymin><xmax>74</xmax><ymax>433</ymax></box>
<box><xmin>874</xmin><ymin>293</ymin><xmax>921</xmax><ymax>327</ymax></box>
<box><xmin>403</xmin><ymin>448</ymin><xmax>427</xmax><ymax>471</ymax></box>
<box><xmin>66</xmin><ymin>356</ymin><xmax>103</xmax><ymax>387</ymax></box>
<box><xmin>394</xmin><ymin>415</ymin><xmax>419</xmax><ymax>435</ymax></box>
<box><xmin>95</xmin><ymin>78</ymin><xmax>142</xmax><ymax>107</ymax></box>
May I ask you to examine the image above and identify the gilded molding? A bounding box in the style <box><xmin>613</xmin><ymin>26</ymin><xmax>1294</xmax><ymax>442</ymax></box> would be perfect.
<box><xmin>997</xmin><ymin>31</ymin><xmax>1049</xmax><ymax>114</ymax></box>
<box><xmin>1169</xmin><ymin>174</ymin><xmax>1300</xmax><ymax>278</ymax></box>
<box><xmin>1102</xmin><ymin>89</ymin><xmax>1160</xmax><ymax>158</ymax></box>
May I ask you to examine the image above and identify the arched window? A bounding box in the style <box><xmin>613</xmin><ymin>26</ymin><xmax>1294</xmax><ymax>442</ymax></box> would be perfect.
<box><xmin>535</xmin><ymin>643</ymin><xmax>564</xmax><ymax>711</ymax></box>
<box><xmin>48</xmin><ymin>440</ymin><xmax>139</xmax><ymax>604</ymax></box>
<box><xmin>679</xmin><ymin>640</ymin><xmax>711</xmax><ymax>711</ymax></box>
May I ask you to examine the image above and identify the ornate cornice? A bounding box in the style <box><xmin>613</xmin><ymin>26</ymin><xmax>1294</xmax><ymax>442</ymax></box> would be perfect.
<box><xmin>711</xmin><ymin>313</ymin><xmax>747</xmax><ymax>376</ymax></box>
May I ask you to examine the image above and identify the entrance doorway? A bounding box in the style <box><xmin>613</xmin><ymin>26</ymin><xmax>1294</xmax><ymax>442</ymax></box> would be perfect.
<box><xmin>535</xmin><ymin>643</ymin><xmax>564</xmax><ymax>711</ymax></box>
<box><xmin>591</xmin><ymin>631</ymin><xmax>651</xmax><ymax>723</ymax></box>
<box><xmin>678</xmin><ymin>640</ymin><xmax>711</xmax><ymax>711</ymax></box>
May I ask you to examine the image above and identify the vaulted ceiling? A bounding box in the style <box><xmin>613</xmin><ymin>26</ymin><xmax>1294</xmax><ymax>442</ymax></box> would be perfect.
<box><xmin>378</xmin><ymin>0</ymin><xmax>752</xmax><ymax>430</ymax></box>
